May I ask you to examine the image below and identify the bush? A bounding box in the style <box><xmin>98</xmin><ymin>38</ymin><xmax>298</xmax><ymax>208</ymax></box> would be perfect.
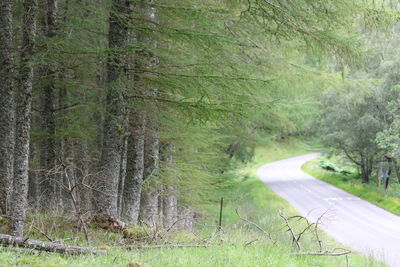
<box><xmin>319</xmin><ymin>159</ymin><xmax>338</xmax><ymax>172</ymax></box>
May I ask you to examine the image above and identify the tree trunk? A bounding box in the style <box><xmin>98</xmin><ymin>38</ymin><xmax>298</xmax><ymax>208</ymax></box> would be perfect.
<box><xmin>58</xmin><ymin>82</ymin><xmax>76</xmax><ymax>210</ymax></box>
<box><xmin>162</xmin><ymin>144</ymin><xmax>178</xmax><ymax>229</ymax></box>
<box><xmin>117</xmin><ymin>136</ymin><xmax>128</xmax><ymax>216</ymax></box>
<box><xmin>96</xmin><ymin>0</ymin><xmax>132</xmax><ymax>220</ymax></box>
<box><xmin>163</xmin><ymin>185</ymin><xmax>178</xmax><ymax>229</ymax></box>
<box><xmin>9</xmin><ymin>0</ymin><xmax>38</xmax><ymax>237</ymax></box>
<box><xmin>75</xmin><ymin>140</ymin><xmax>91</xmax><ymax>216</ymax></box>
<box><xmin>138</xmin><ymin>125</ymin><xmax>160</xmax><ymax>226</ymax></box>
<box><xmin>121</xmin><ymin>114</ymin><xmax>146</xmax><ymax>223</ymax></box>
<box><xmin>157</xmin><ymin>192</ymin><xmax>164</xmax><ymax>225</ymax></box>
<box><xmin>139</xmin><ymin>183</ymin><xmax>160</xmax><ymax>227</ymax></box>
<box><xmin>39</xmin><ymin>76</ymin><xmax>57</xmax><ymax>209</ymax></box>
<box><xmin>143</xmin><ymin>124</ymin><xmax>159</xmax><ymax>181</ymax></box>
<box><xmin>0</xmin><ymin>0</ymin><xmax>15</xmax><ymax>215</ymax></box>
<box><xmin>38</xmin><ymin>0</ymin><xmax>59</xmax><ymax>210</ymax></box>
<box><xmin>28</xmin><ymin>141</ymin><xmax>40</xmax><ymax>208</ymax></box>
<box><xmin>177</xmin><ymin>205</ymin><xmax>195</xmax><ymax>232</ymax></box>
<box><xmin>360</xmin><ymin>155</ymin><xmax>372</xmax><ymax>184</ymax></box>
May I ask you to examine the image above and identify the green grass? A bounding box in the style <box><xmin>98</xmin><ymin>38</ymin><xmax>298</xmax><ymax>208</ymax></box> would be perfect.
<box><xmin>302</xmin><ymin>158</ymin><xmax>400</xmax><ymax>215</ymax></box>
<box><xmin>0</xmin><ymin>138</ymin><xmax>387</xmax><ymax>267</ymax></box>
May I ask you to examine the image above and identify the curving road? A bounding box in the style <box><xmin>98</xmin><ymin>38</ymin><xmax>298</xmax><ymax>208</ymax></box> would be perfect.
<box><xmin>258</xmin><ymin>153</ymin><xmax>400</xmax><ymax>267</ymax></box>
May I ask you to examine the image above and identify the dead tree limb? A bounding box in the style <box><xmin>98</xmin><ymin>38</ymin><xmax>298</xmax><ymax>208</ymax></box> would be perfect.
<box><xmin>244</xmin><ymin>238</ymin><xmax>260</xmax><ymax>247</ymax></box>
<box><xmin>279</xmin><ymin>211</ymin><xmax>301</xmax><ymax>250</ymax></box>
<box><xmin>119</xmin><ymin>244</ymin><xmax>208</xmax><ymax>250</ymax></box>
<box><xmin>31</xmin><ymin>226</ymin><xmax>53</xmax><ymax>242</ymax></box>
<box><xmin>235</xmin><ymin>208</ymin><xmax>276</xmax><ymax>244</ymax></box>
<box><xmin>0</xmin><ymin>234</ymin><xmax>107</xmax><ymax>254</ymax></box>
<box><xmin>291</xmin><ymin>251</ymin><xmax>351</xmax><ymax>256</ymax></box>
<box><xmin>314</xmin><ymin>210</ymin><xmax>330</xmax><ymax>252</ymax></box>
<box><xmin>286</xmin><ymin>215</ymin><xmax>315</xmax><ymax>244</ymax></box>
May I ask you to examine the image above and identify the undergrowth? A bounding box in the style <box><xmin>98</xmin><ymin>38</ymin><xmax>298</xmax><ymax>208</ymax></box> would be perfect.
<box><xmin>0</xmin><ymin>138</ymin><xmax>387</xmax><ymax>266</ymax></box>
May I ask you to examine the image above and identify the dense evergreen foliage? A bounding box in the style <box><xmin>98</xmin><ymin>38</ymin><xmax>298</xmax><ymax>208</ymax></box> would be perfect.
<box><xmin>0</xmin><ymin>0</ymin><xmax>398</xmax><ymax>251</ymax></box>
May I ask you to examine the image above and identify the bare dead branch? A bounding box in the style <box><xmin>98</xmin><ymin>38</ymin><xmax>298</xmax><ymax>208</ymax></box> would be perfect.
<box><xmin>118</xmin><ymin>244</ymin><xmax>208</xmax><ymax>250</ymax></box>
<box><xmin>235</xmin><ymin>208</ymin><xmax>276</xmax><ymax>244</ymax></box>
<box><xmin>244</xmin><ymin>238</ymin><xmax>260</xmax><ymax>247</ymax></box>
<box><xmin>31</xmin><ymin>226</ymin><xmax>53</xmax><ymax>242</ymax></box>
<box><xmin>279</xmin><ymin>211</ymin><xmax>301</xmax><ymax>250</ymax></box>
<box><xmin>291</xmin><ymin>251</ymin><xmax>351</xmax><ymax>256</ymax></box>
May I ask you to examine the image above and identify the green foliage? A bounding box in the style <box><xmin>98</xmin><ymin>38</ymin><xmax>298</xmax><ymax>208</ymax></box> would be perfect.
<box><xmin>319</xmin><ymin>159</ymin><xmax>338</xmax><ymax>172</ymax></box>
<box><xmin>319</xmin><ymin>86</ymin><xmax>384</xmax><ymax>164</ymax></box>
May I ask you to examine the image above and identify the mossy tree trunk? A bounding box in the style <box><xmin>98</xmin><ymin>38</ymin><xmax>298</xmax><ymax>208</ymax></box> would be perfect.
<box><xmin>122</xmin><ymin>113</ymin><xmax>146</xmax><ymax>223</ymax></box>
<box><xmin>0</xmin><ymin>0</ymin><xmax>15</xmax><ymax>215</ymax></box>
<box><xmin>96</xmin><ymin>0</ymin><xmax>132</xmax><ymax>220</ymax></box>
<box><xmin>9</xmin><ymin>0</ymin><xmax>38</xmax><ymax>237</ymax></box>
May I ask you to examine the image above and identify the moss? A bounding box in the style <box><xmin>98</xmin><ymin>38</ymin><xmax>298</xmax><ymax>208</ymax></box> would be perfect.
<box><xmin>123</xmin><ymin>225</ymin><xmax>150</xmax><ymax>241</ymax></box>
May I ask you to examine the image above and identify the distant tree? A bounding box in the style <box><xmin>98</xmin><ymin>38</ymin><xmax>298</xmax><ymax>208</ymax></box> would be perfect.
<box><xmin>320</xmin><ymin>87</ymin><xmax>386</xmax><ymax>183</ymax></box>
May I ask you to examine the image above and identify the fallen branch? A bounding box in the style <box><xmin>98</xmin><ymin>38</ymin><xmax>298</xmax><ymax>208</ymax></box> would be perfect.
<box><xmin>31</xmin><ymin>226</ymin><xmax>53</xmax><ymax>242</ymax></box>
<box><xmin>291</xmin><ymin>251</ymin><xmax>351</xmax><ymax>256</ymax></box>
<box><xmin>244</xmin><ymin>238</ymin><xmax>259</xmax><ymax>247</ymax></box>
<box><xmin>279</xmin><ymin>211</ymin><xmax>301</xmax><ymax>250</ymax></box>
<box><xmin>235</xmin><ymin>208</ymin><xmax>276</xmax><ymax>244</ymax></box>
<box><xmin>119</xmin><ymin>244</ymin><xmax>208</xmax><ymax>250</ymax></box>
<box><xmin>0</xmin><ymin>234</ymin><xmax>107</xmax><ymax>255</ymax></box>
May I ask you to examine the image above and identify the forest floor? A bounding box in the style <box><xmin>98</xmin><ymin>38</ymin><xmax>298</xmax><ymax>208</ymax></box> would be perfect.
<box><xmin>302</xmin><ymin>157</ymin><xmax>400</xmax><ymax>215</ymax></box>
<box><xmin>0</xmin><ymin>138</ymin><xmax>387</xmax><ymax>267</ymax></box>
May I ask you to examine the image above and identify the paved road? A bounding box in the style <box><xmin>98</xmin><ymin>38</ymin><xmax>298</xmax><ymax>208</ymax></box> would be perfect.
<box><xmin>258</xmin><ymin>153</ymin><xmax>400</xmax><ymax>267</ymax></box>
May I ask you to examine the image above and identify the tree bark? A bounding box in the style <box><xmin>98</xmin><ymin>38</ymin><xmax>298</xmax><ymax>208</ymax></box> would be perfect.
<box><xmin>117</xmin><ymin>136</ymin><xmax>128</xmax><ymax>216</ymax></box>
<box><xmin>139</xmin><ymin>183</ymin><xmax>160</xmax><ymax>227</ymax></box>
<box><xmin>97</xmin><ymin>0</ymin><xmax>132</xmax><ymax>220</ymax></box>
<box><xmin>27</xmin><ymin>142</ymin><xmax>40</xmax><ymax>208</ymax></box>
<box><xmin>138</xmin><ymin>126</ymin><xmax>160</xmax><ymax>226</ymax></box>
<box><xmin>9</xmin><ymin>0</ymin><xmax>38</xmax><ymax>237</ymax></box>
<box><xmin>0</xmin><ymin>0</ymin><xmax>15</xmax><ymax>215</ymax></box>
<box><xmin>121</xmin><ymin>114</ymin><xmax>146</xmax><ymax>223</ymax></box>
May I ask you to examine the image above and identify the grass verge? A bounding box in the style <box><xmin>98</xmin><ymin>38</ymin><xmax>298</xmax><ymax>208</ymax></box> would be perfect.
<box><xmin>301</xmin><ymin>158</ymin><xmax>400</xmax><ymax>215</ymax></box>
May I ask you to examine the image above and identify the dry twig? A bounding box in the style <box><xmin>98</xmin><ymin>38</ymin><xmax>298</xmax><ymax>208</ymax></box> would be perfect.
<box><xmin>235</xmin><ymin>208</ymin><xmax>276</xmax><ymax>244</ymax></box>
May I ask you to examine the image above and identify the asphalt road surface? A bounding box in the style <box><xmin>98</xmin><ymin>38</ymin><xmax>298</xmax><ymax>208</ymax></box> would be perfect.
<box><xmin>258</xmin><ymin>153</ymin><xmax>400</xmax><ymax>267</ymax></box>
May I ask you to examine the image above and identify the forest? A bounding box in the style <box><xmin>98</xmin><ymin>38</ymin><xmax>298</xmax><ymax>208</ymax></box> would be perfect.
<box><xmin>0</xmin><ymin>0</ymin><xmax>399</xmax><ymax>266</ymax></box>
